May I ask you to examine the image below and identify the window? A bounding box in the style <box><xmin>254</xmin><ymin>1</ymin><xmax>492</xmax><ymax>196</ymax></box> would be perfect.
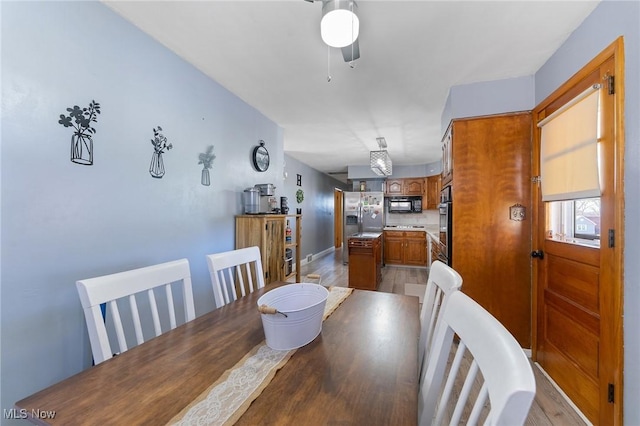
<box><xmin>547</xmin><ymin>197</ymin><xmax>600</xmax><ymax>247</ymax></box>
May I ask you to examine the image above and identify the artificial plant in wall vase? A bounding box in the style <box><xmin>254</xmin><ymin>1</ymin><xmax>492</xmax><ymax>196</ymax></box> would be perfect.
<box><xmin>58</xmin><ymin>100</ymin><xmax>101</xmax><ymax>165</ymax></box>
<box><xmin>198</xmin><ymin>145</ymin><xmax>216</xmax><ymax>186</ymax></box>
<box><xmin>149</xmin><ymin>126</ymin><xmax>173</xmax><ymax>178</ymax></box>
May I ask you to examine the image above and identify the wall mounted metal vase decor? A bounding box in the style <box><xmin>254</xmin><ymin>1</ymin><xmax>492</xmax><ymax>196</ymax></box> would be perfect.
<box><xmin>149</xmin><ymin>126</ymin><xmax>173</xmax><ymax>178</ymax></box>
<box><xmin>198</xmin><ymin>145</ymin><xmax>216</xmax><ymax>186</ymax></box>
<box><xmin>58</xmin><ymin>100</ymin><xmax>101</xmax><ymax>165</ymax></box>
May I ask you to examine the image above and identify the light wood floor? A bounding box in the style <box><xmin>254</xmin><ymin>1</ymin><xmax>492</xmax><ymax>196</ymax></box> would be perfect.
<box><xmin>297</xmin><ymin>248</ymin><xmax>589</xmax><ymax>426</ymax></box>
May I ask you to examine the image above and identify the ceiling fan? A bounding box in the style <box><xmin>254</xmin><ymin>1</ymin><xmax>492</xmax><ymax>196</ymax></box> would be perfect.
<box><xmin>304</xmin><ymin>0</ymin><xmax>361</xmax><ymax>63</ymax></box>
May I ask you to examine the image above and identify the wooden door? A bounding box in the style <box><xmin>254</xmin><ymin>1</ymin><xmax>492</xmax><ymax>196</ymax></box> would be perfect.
<box><xmin>425</xmin><ymin>175</ymin><xmax>441</xmax><ymax>209</ymax></box>
<box><xmin>533</xmin><ymin>39</ymin><xmax>624</xmax><ymax>425</ymax></box>
<box><xmin>264</xmin><ymin>218</ymin><xmax>284</xmax><ymax>284</ymax></box>
<box><xmin>405</xmin><ymin>232</ymin><xmax>427</xmax><ymax>266</ymax></box>
<box><xmin>383</xmin><ymin>232</ymin><xmax>403</xmax><ymax>264</ymax></box>
<box><xmin>334</xmin><ymin>189</ymin><xmax>343</xmax><ymax>248</ymax></box>
<box><xmin>403</xmin><ymin>178</ymin><xmax>423</xmax><ymax>196</ymax></box>
<box><xmin>385</xmin><ymin>179</ymin><xmax>403</xmax><ymax>195</ymax></box>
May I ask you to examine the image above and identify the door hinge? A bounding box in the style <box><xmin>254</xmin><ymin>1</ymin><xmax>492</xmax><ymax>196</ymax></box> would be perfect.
<box><xmin>608</xmin><ymin>383</ymin><xmax>615</xmax><ymax>403</ymax></box>
<box><xmin>606</xmin><ymin>74</ymin><xmax>615</xmax><ymax>95</ymax></box>
<box><xmin>265</xmin><ymin>224</ymin><xmax>268</xmax><ymax>231</ymax></box>
<box><xmin>608</xmin><ymin>229</ymin><xmax>615</xmax><ymax>248</ymax></box>
<box><xmin>531</xmin><ymin>176</ymin><xmax>541</xmax><ymax>184</ymax></box>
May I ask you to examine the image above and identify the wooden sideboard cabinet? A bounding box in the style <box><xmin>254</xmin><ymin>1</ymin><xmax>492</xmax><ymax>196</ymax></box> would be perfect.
<box><xmin>383</xmin><ymin>230</ymin><xmax>427</xmax><ymax>266</ymax></box>
<box><xmin>235</xmin><ymin>214</ymin><xmax>301</xmax><ymax>284</ymax></box>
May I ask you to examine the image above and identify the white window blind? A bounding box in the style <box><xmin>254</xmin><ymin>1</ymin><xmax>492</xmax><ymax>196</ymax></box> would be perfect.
<box><xmin>538</xmin><ymin>85</ymin><xmax>601</xmax><ymax>202</ymax></box>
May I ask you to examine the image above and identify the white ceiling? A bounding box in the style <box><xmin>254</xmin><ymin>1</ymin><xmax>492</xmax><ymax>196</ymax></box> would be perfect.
<box><xmin>104</xmin><ymin>0</ymin><xmax>600</xmax><ymax>181</ymax></box>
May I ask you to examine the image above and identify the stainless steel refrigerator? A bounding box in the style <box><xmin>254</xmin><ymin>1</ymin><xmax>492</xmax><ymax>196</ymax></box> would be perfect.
<box><xmin>342</xmin><ymin>192</ymin><xmax>385</xmax><ymax>263</ymax></box>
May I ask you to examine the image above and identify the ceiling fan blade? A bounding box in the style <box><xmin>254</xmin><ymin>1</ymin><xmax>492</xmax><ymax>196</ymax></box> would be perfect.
<box><xmin>341</xmin><ymin>38</ymin><xmax>360</xmax><ymax>62</ymax></box>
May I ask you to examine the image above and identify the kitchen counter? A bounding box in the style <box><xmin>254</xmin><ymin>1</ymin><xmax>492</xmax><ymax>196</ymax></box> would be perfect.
<box><xmin>349</xmin><ymin>232</ymin><xmax>383</xmax><ymax>239</ymax></box>
<box><xmin>384</xmin><ymin>225</ymin><xmax>439</xmax><ymax>238</ymax></box>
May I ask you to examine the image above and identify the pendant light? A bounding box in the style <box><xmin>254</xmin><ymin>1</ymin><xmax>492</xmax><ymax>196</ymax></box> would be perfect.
<box><xmin>370</xmin><ymin>137</ymin><xmax>392</xmax><ymax>176</ymax></box>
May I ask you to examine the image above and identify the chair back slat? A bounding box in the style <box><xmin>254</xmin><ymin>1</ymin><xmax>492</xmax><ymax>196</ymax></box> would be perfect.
<box><xmin>109</xmin><ymin>300</ymin><xmax>129</xmax><ymax>354</ymax></box>
<box><xmin>146</xmin><ymin>289</ymin><xmax>161</xmax><ymax>338</ymax></box>
<box><xmin>206</xmin><ymin>247</ymin><xmax>265</xmax><ymax>308</ymax></box>
<box><xmin>419</xmin><ymin>291</ymin><xmax>536</xmax><ymax>426</ymax></box>
<box><xmin>129</xmin><ymin>294</ymin><xmax>144</xmax><ymax>345</ymax></box>
<box><xmin>76</xmin><ymin>258</ymin><xmax>195</xmax><ymax>364</ymax></box>
<box><xmin>236</xmin><ymin>264</ymin><xmax>246</xmax><ymax>297</ymax></box>
<box><xmin>165</xmin><ymin>284</ymin><xmax>177</xmax><ymax>330</ymax></box>
<box><xmin>468</xmin><ymin>382</ymin><xmax>489</xmax><ymax>425</ymax></box>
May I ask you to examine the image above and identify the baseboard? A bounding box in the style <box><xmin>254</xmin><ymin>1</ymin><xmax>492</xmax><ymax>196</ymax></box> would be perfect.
<box><xmin>298</xmin><ymin>246</ymin><xmax>335</xmax><ymax>268</ymax></box>
<box><xmin>533</xmin><ymin>362</ymin><xmax>593</xmax><ymax>426</ymax></box>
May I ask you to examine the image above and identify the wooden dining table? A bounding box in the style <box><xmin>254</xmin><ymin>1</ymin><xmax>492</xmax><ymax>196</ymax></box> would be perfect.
<box><xmin>16</xmin><ymin>282</ymin><xmax>419</xmax><ymax>425</ymax></box>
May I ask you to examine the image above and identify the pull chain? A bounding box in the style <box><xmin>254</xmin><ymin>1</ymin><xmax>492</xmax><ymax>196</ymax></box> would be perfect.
<box><xmin>327</xmin><ymin>45</ymin><xmax>332</xmax><ymax>82</ymax></box>
<box><xmin>350</xmin><ymin>1</ymin><xmax>356</xmax><ymax>69</ymax></box>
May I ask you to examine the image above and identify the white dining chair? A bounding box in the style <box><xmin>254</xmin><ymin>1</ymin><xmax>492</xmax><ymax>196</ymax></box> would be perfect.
<box><xmin>206</xmin><ymin>246</ymin><xmax>265</xmax><ymax>307</ymax></box>
<box><xmin>418</xmin><ymin>291</ymin><xmax>536</xmax><ymax>426</ymax></box>
<box><xmin>418</xmin><ymin>260</ymin><xmax>463</xmax><ymax>381</ymax></box>
<box><xmin>76</xmin><ymin>258</ymin><xmax>195</xmax><ymax>365</ymax></box>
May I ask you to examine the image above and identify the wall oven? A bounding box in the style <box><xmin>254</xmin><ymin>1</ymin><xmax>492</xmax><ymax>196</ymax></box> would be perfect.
<box><xmin>439</xmin><ymin>185</ymin><xmax>452</xmax><ymax>265</ymax></box>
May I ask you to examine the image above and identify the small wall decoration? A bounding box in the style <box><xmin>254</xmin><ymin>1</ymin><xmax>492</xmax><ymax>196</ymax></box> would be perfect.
<box><xmin>296</xmin><ymin>189</ymin><xmax>304</xmax><ymax>203</ymax></box>
<box><xmin>198</xmin><ymin>145</ymin><xmax>216</xmax><ymax>186</ymax></box>
<box><xmin>509</xmin><ymin>203</ymin><xmax>526</xmax><ymax>221</ymax></box>
<box><xmin>58</xmin><ymin>100</ymin><xmax>101</xmax><ymax>165</ymax></box>
<box><xmin>252</xmin><ymin>140</ymin><xmax>270</xmax><ymax>172</ymax></box>
<box><xmin>149</xmin><ymin>126</ymin><xmax>173</xmax><ymax>178</ymax></box>
<box><xmin>296</xmin><ymin>174</ymin><xmax>302</xmax><ymax>186</ymax></box>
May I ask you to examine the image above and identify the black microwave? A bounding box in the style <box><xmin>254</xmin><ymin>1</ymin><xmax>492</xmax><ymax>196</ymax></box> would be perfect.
<box><xmin>388</xmin><ymin>196</ymin><xmax>422</xmax><ymax>213</ymax></box>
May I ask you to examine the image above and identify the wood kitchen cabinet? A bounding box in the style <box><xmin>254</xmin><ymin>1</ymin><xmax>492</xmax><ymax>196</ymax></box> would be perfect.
<box><xmin>403</xmin><ymin>178</ymin><xmax>424</xmax><ymax>196</ymax></box>
<box><xmin>384</xmin><ymin>177</ymin><xmax>424</xmax><ymax>196</ymax></box>
<box><xmin>383</xmin><ymin>230</ymin><xmax>427</xmax><ymax>266</ymax></box>
<box><xmin>425</xmin><ymin>175</ymin><xmax>441</xmax><ymax>209</ymax></box>
<box><xmin>235</xmin><ymin>214</ymin><xmax>301</xmax><ymax>284</ymax></box>
<box><xmin>348</xmin><ymin>236</ymin><xmax>382</xmax><ymax>290</ymax></box>
<box><xmin>446</xmin><ymin>112</ymin><xmax>532</xmax><ymax>347</ymax></box>
<box><xmin>384</xmin><ymin>179</ymin><xmax>404</xmax><ymax>195</ymax></box>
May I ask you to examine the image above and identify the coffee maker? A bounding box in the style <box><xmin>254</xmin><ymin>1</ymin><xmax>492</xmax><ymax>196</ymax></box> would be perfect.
<box><xmin>255</xmin><ymin>183</ymin><xmax>278</xmax><ymax>213</ymax></box>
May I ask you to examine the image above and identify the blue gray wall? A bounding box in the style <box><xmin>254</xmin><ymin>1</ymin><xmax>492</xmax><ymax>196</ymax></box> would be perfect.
<box><xmin>283</xmin><ymin>154</ymin><xmax>349</xmax><ymax>262</ymax></box>
<box><xmin>0</xmin><ymin>1</ymin><xmax>341</xmax><ymax>419</ymax></box>
<box><xmin>441</xmin><ymin>1</ymin><xmax>639</xmax><ymax>422</ymax></box>
<box><xmin>441</xmin><ymin>75</ymin><xmax>535</xmax><ymax>129</ymax></box>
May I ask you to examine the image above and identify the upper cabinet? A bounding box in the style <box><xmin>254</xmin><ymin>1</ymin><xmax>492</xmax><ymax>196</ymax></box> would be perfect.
<box><xmin>403</xmin><ymin>178</ymin><xmax>424</xmax><ymax>196</ymax></box>
<box><xmin>385</xmin><ymin>179</ymin><xmax>404</xmax><ymax>195</ymax></box>
<box><xmin>425</xmin><ymin>175</ymin><xmax>441</xmax><ymax>209</ymax></box>
<box><xmin>441</xmin><ymin>123</ymin><xmax>453</xmax><ymax>186</ymax></box>
<box><xmin>384</xmin><ymin>176</ymin><xmax>440</xmax><ymax>210</ymax></box>
<box><xmin>383</xmin><ymin>178</ymin><xmax>423</xmax><ymax>196</ymax></box>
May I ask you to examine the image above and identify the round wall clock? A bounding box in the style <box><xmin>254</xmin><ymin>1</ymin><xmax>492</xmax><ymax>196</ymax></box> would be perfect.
<box><xmin>252</xmin><ymin>140</ymin><xmax>270</xmax><ymax>172</ymax></box>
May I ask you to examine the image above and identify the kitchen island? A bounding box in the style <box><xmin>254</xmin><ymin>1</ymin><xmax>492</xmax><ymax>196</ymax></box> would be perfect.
<box><xmin>348</xmin><ymin>232</ymin><xmax>382</xmax><ymax>290</ymax></box>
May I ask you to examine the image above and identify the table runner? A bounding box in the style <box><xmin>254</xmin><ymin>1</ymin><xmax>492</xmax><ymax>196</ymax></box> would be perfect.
<box><xmin>168</xmin><ymin>286</ymin><xmax>353</xmax><ymax>426</ymax></box>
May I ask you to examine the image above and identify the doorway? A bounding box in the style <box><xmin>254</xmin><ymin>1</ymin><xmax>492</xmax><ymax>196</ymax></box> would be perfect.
<box><xmin>532</xmin><ymin>38</ymin><xmax>624</xmax><ymax>425</ymax></box>
<box><xmin>334</xmin><ymin>189</ymin><xmax>343</xmax><ymax>249</ymax></box>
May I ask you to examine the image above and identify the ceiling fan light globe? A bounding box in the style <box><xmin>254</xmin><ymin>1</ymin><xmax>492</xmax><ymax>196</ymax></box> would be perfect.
<box><xmin>321</xmin><ymin>9</ymin><xmax>359</xmax><ymax>48</ymax></box>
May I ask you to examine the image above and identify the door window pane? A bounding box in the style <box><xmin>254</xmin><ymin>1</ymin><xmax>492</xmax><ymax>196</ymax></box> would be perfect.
<box><xmin>546</xmin><ymin>197</ymin><xmax>600</xmax><ymax>247</ymax></box>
